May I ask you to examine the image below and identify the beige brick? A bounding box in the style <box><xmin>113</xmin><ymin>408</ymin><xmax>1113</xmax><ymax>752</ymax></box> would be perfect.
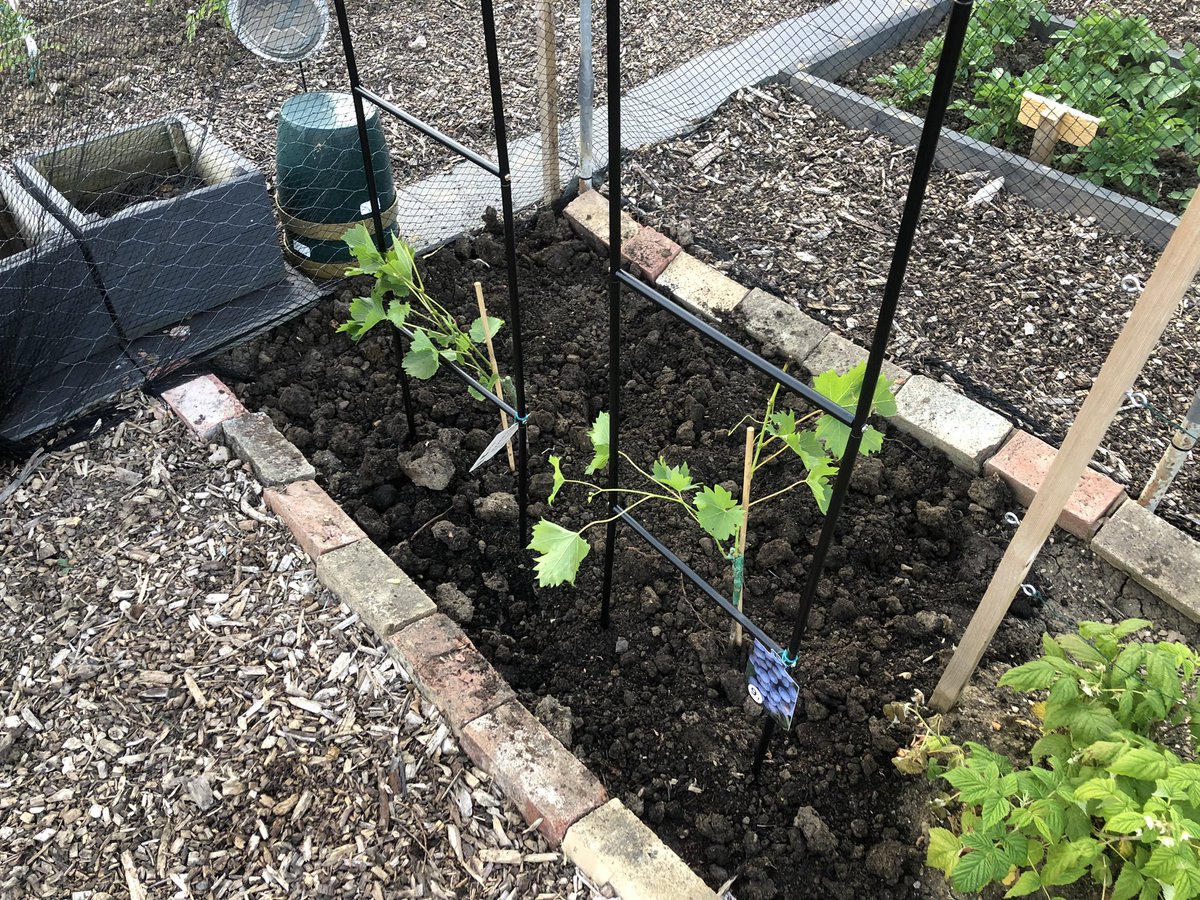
<box><xmin>264</xmin><ymin>480</ymin><xmax>366</xmax><ymax>559</ymax></box>
<box><xmin>316</xmin><ymin>540</ymin><xmax>435</xmax><ymax>637</ymax></box>
<box><xmin>656</xmin><ymin>252</ymin><xmax>749</xmax><ymax>320</ymax></box>
<box><xmin>564</xmin><ymin>190</ymin><xmax>639</xmax><ymax>251</ymax></box>
<box><xmin>563</xmin><ymin>800</ymin><xmax>716</xmax><ymax>900</ymax></box>
<box><xmin>891</xmin><ymin>375</ymin><xmax>1012</xmax><ymax>472</ymax></box>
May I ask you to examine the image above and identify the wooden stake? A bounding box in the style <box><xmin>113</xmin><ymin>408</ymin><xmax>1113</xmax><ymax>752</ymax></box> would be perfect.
<box><xmin>534</xmin><ymin>0</ymin><xmax>561</xmax><ymax>205</ymax></box>
<box><xmin>733</xmin><ymin>426</ymin><xmax>755</xmax><ymax>647</ymax></box>
<box><xmin>1019</xmin><ymin>91</ymin><xmax>1100</xmax><ymax>166</ymax></box>
<box><xmin>931</xmin><ymin>193</ymin><xmax>1200</xmax><ymax>712</ymax></box>
<box><xmin>1029</xmin><ymin>108</ymin><xmax>1065</xmax><ymax>166</ymax></box>
<box><xmin>474</xmin><ymin>281</ymin><xmax>516</xmax><ymax>473</ymax></box>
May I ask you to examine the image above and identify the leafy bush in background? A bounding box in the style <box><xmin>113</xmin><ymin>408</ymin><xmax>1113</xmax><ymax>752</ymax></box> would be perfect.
<box><xmin>892</xmin><ymin>620</ymin><xmax>1200</xmax><ymax>898</ymax></box>
<box><xmin>875</xmin><ymin>1</ymin><xmax>1200</xmax><ymax>205</ymax></box>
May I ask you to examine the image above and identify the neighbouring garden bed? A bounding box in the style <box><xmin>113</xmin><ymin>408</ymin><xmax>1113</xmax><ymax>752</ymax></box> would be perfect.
<box><xmin>836</xmin><ymin>2</ymin><xmax>1199</xmax><ymax>211</ymax></box>
<box><xmin>218</xmin><ymin>213</ymin><xmax>1132</xmax><ymax>899</ymax></box>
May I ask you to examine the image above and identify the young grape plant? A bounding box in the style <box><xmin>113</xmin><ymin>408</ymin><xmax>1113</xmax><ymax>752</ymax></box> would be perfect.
<box><xmin>528</xmin><ymin>362</ymin><xmax>894</xmax><ymax>589</ymax></box>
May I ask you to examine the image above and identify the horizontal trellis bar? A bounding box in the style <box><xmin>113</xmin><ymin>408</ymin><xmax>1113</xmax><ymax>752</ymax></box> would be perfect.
<box><xmin>613</xmin><ymin>504</ymin><xmax>784</xmax><ymax>655</ymax></box>
<box><xmin>354</xmin><ymin>86</ymin><xmax>503</xmax><ymax>177</ymax></box>
<box><xmin>614</xmin><ymin>270</ymin><xmax>854</xmax><ymax>427</ymax></box>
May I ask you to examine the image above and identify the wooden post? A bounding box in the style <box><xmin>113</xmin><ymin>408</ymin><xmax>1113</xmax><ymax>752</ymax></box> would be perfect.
<box><xmin>1019</xmin><ymin>91</ymin><xmax>1100</xmax><ymax>167</ymax></box>
<box><xmin>931</xmin><ymin>192</ymin><xmax>1200</xmax><ymax>712</ymax></box>
<box><xmin>733</xmin><ymin>427</ymin><xmax>755</xmax><ymax>647</ymax></box>
<box><xmin>474</xmin><ymin>282</ymin><xmax>516</xmax><ymax>473</ymax></box>
<box><xmin>534</xmin><ymin>0</ymin><xmax>561</xmax><ymax>205</ymax></box>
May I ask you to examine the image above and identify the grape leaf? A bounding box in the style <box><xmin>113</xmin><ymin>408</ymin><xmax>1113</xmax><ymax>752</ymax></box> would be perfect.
<box><xmin>342</xmin><ymin>222</ymin><xmax>384</xmax><ymax>274</ymax></box>
<box><xmin>375</xmin><ymin>240</ymin><xmax>414</xmax><ymax>297</ymax></box>
<box><xmin>585</xmin><ymin>412</ymin><xmax>610</xmax><ymax>475</ymax></box>
<box><xmin>403</xmin><ymin>330</ymin><xmax>440</xmax><ymax>379</ymax></box>
<box><xmin>768</xmin><ymin>410</ymin><xmax>797</xmax><ymax>436</ymax></box>
<box><xmin>339</xmin><ymin>293</ymin><xmax>394</xmax><ymax>342</ymax></box>
<box><xmin>693</xmin><ymin>485</ymin><xmax>742</xmax><ymax>543</ymax></box>
<box><xmin>469</xmin><ymin>316</ymin><xmax>504</xmax><ymax>343</ymax></box>
<box><xmin>806</xmin><ymin>460</ymin><xmax>839</xmax><ymax>514</ymax></box>
<box><xmin>528</xmin><ymin>520</ymin><xmax>590</xmax><ymax>587</ymax></box>
<box><xmin>652</xmin><ymin>458</ymin><xmax>696</xmax><ymax>492</ymax></box>
<box><xmin>548</xmin><ymin>455</ymin><xmax>566</xmax><ymax>506</ymax></box>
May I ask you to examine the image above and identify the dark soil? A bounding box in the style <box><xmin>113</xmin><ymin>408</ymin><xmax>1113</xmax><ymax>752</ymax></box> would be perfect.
<box><xmin>218</xmin><ymin>215</ymin><xmax>1113</xmax><ymax>899</ymax></box>
<box><xmin>76</xmin><ymin>168</ymin><xmax>201</xmax><ymax>218</ymax></box>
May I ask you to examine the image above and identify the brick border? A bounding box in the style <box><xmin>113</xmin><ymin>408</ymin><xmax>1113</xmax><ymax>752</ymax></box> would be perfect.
<box><xmin>161</xmin><ymin>377</ymin><xmax>715</xmax><ymax>898</ymax></box>
<box><xmin>563</xmin><ymin>192</ymin><xmax>1200</xmax><ymax>626</ymax></box>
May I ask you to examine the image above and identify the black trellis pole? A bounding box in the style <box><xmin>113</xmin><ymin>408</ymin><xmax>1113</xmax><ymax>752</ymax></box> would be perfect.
<box><xmin>599</xmin><ymin>0</ymin><xmax>623</xmax><ymax>629</ymax></box>
<box><xmin>480</xmin><ymin>0</ymin><xmax>531</xmax><ymax>550</ymax></box>
<box><xmin>331</xmin><ymin>0</ymin><xmax>417</xmax><ymax>440</ymax></box>
<box><xmin>752</xmin><ymin>0</ymin><xmax>976</xmax><ymax>777</ymax></box>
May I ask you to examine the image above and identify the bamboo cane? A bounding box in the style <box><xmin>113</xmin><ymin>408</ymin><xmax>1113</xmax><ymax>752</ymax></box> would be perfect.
<box><xmin>474</xmin><ymin>282</ymin><xmax>516</xmax><ymax>472</ymax></box>
<box><xmin>733</xmin><ymin>426</ymin><xmax>755</xmax><ymax>647</ymax></box>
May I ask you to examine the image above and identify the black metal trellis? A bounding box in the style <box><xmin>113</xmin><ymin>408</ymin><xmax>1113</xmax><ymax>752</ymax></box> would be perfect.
<box><xmin>600</xmin><ymin>0</ymin><xmax>977</xmax><ymax>774</ymax></box>
<box><xmin>331</xmin><ymin>0</ymin><xmax>531</xmax><ymax>547</ymax></box>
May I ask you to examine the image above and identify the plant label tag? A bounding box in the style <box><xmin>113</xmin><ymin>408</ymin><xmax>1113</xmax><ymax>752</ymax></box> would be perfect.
<box><xmin>746</xmin><ymin>639</ymin><xmax>799</xmax><ymax>731</ymax></box>
<box><xmin>359</xmin><ymin>200</ymin><xmax>374</xmax><ymax>216</ymax></box>
<box><xmin>470</xmin><ymin>421</ymin><xmax>519</xmax><ymax>473</ymax></box>
<box><xmin>291</xmin><ymin>239</ymin><xmax>311</xmax><ymax>258</ymax></box>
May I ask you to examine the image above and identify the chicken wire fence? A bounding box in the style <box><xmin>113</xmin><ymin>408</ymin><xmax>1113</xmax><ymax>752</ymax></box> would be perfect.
<box><xmin>2</xmin><ymin>0</ymin><xmax>1197</xmax><ymax>525</ymax></box>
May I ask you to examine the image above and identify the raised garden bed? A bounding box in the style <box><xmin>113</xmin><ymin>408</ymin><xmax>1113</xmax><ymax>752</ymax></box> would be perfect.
<box><xmin>13</xmin><ymin>112</ymin><xmax>285</xmax><ymax>342</ymax></box>
<box><xmin>217</xmin><ymin>215</ymin><xmax>1146</xmax><ymax>899</ymax></box>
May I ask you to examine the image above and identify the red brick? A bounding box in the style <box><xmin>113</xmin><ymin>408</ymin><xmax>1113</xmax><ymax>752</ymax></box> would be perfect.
<box><xmin>984</xmin><ymin>430</ymin><xmax>1127</xmax><ymax>539</ymax></box>
<box><xmin>264</xmin><ymin>480</ymin><xmax>367</xmax><ymax>559</ymax></box>
<box><xmin>564</xmin><ymin>190</ymin><xmax>639</xmax><ymax>252</ymax></box>
<box><xmin>161</xmin><ymin>374</ymin><xmax>245</xmax><ymax>442</ymax></box>
<box><xmin>622</xmin><ymin>227</ymin><xmax>682</xmax><ymax>283</ymax></box>
<box><xmin>461</xmin><ymin>701</ymin><xmax>607</xmax><ymax>845</ymax></box>
<box><xmin>388</xmin><ymin>614</ymin><xmax>515</xmax><ymax>735</ymax></box>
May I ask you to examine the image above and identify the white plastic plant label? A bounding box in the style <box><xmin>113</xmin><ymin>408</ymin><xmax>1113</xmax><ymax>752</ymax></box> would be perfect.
<box><xmin>359</xmin><ymin>199</ymin><xmax>374</xmax><ymax>216</ymax></box>
<box><xmin>292</xmin><ymin>239</ymin><xmax>311</xmax><ymax>258</ymax></box>
<box><xmin>746</xmin><ymin>639</ymin><xmax>799</xmax><ymax>731</ymax></box>
<box><xmin>470</xmin><ymin>421</ymin><xmax>519</xmax><ymax>473</ymax></box>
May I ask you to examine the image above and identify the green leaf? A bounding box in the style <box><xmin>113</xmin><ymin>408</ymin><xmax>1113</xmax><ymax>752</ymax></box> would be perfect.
<box><xmin>811</xmin><ymin>362</ymin><xmax>894</xmax><ymax>459</ymax></box>
<box><xmin>339</xmin><ymin>294</ymin><xmax>390</xmax><ymax>341</ymax></box>
<box><xmin>1175</xmin><ymin>864</ymin><xmax>1200</xmax><ymax>900</ymax></box>
<box><xmin>548</xmin><ymin>456</ymin><xmax>566</xmax><ymax>506</ymax></box>
<box><xmin>1057</xmin><ymin>633</ymin><xmax>1109</xmax><ymax>667</ymax></box>
<box><xmin>944</xmin><ymin>762</ymin><xmax>998</xmax><ymax>805</ymax></box>
<box><xmin>403</xmin><ymin>330</ymin><xmax>440</xmax><ymax>379</ymax></box>
<box><xmin>1109</xmin><ymin>747</ymin><xmax>1170</xmax><ymax>782</ymax></box>
<box><xmin>584</xmin><ymin>412</ymin><xmax>610</xmax><ymax>475</ymax></box>
<box><xmin>693</xmin><ymin>485</ymin><xmax>742</xmax><ymax>543</ymax></box>
<box><xmin>1005</xmin><ymin>870</ymin><xmax>1042</xmax><ymax>897</ymax></box>
<box><xmin>652</xmin><ymin>458</ymin><xmax>697</xmax><ymax>493</ymax></box>
<box><xmin>784</xmin><ymin>428</ymin><xmax>824</xmax><ymax>462</ymax></box>
<box><xmin>1166</xmin><ymin>763</ymin><xmax>1200</xmax><ymax>805</ymax></box>
<box><xmin>999</xmin><ymin>659</ymin><xmax>1059</xmax><ymax>692</ymax></box>
<box><xmin>767</xmin><ymin>410</ymin><xmax>797</xmax><ymax>437</ymax></box>
<box><xmin>1105</xmin><ymin>810</ymin><xmax>1148</xmax><ymax>834</ymax></box>
<box><xmin>1112</xmin><ymin>861</ymin><xmax>1144</xmax><ymax>900</ymax></box>
<box><xmin>1113</xmin><ymin>619</ymin><xmax>1152</xmax><ymax>639</ymax></box>
<box><xmin>983</xmin><ymin>793</ymin><xmax>1013</xmax><ymax>829</ymax></box>
<box><xmin>814</xmin><ymin>414</ymin><xmax>852</xmax><ymax>460</ymax></box>
<box><xmin>927</xmin><ymin>827</ymin><xmax>962</xmax><ymax>874</ymax></box>
<box><xmin>1041</xmin><ymin>837</ymin><xmax>1101</xmax><ymax>886</ymax></box>
<box><xmin>342</xmin><ymin>222</ymin><xmax>384</xmax><ymax>274</ymax></box>
<box><xmin>528</xmin><ymin>520</ymin><xmax>590</xmax><ymax>587</ymax></box>
<box><xmin>386</xmin><ymin>301</ymin><xmax>411</xmax><ymax>329</ymax></box>
<box><xmin>806</xmin><ymin>460</ymin><xmax>839</xmax><ymax>514</ymax></box>
<box><xmin>951</xmin><ymin>844</ymin><xmax>1009</xmax><ymax>892</ymax></box>
<box><xmin>469</xmin><ymin>315</ymin><xmax>504</xmax><ymax>343</ymax></box>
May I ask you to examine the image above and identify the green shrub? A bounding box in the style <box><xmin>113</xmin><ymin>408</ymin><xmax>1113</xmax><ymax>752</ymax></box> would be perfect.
<box><xmin>892</xmin><ymin>619</ymin><xmax>1200</xmax><ymax>898</ymax></box>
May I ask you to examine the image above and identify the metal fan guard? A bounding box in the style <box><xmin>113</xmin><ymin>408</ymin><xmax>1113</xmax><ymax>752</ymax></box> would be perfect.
<box><xmin>228</xmin><ymin>0</ymin><xmax>330</xmax><ymax>64</ymax></box>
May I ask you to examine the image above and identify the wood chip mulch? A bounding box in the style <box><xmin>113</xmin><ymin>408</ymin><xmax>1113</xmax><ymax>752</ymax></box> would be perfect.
<box><xmin>0</xmin><ymin>393</ymin><xmax>598</xmax><ymax>900</ymax></box>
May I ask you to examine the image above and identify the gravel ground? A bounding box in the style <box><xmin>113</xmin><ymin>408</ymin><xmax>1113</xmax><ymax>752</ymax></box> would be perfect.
<box><xmin>622</xmin><ymin>84</ymin><xmax>1200</xmax><ymax>537</ymax></box>
<box><xmin>0</xmin><ymin>393</ymin><xmax>592</xmax><ymax>899</ymax></box>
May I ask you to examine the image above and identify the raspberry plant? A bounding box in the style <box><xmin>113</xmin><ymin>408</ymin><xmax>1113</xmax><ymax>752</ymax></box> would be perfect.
<box><xmin>338</xmin><ymin>224</ymin><xmax>510</xmax><ymax>403</ymax></box>
<box><xmin>891</xmin><ymin>619</ymin><xmax>1200</xmax><ymax>898</ymax></box>
<box><xmin>529</xmin><ymin>362</ymin><xmax>894</xmax><ymax>588</ymax></box>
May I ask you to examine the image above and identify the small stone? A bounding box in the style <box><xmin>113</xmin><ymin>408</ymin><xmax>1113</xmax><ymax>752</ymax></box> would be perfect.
<box><xmin>792</xmin><ymin>806</ymin><xmax>837</xmax><ymax>856</ymax></box>
<box><xmin>399</xmin><ymin>443</ymin><xmax>456</xmax><ymax>491</ymax></box>
<box><xmin>534</xmin><ymin>695</ymin><xmax>573</xmax><ymax>748</ymax></box>
<box><xmin>435</xmin><ymin>583</ymin><xmax>475</xmax><ymax>624</ymax></box>
<box><xmin>474</xmin><ymin>492</ymin><xmax>518</xmax><ymax>523</ymax></box>
<box><xmin>614</xmin><ymin>637</ymin><xmax>629</xmax><ymax>654</ymax></box>
<box><xmin>431</xmin><ymin>520</ymin><xmax>470</xmax><ymax>551</ymax></box>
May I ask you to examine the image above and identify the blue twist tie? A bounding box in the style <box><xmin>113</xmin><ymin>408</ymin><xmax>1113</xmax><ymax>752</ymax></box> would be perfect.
<box><xmin>780</xmin><ymin>648</ymin><xmax>798</xmax><ymax>668</ymax></box>
<box><xmin>515</xmin><ymin>412</ymin><xmax>528</xmax><ymax>424</ymax></box>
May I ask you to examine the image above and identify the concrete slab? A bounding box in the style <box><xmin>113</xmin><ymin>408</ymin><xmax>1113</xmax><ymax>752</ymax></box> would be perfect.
<box><xmin>1092</xmin><ymin>501</ymin><xmax>1200</xmax><ymax>624</ymax></box>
